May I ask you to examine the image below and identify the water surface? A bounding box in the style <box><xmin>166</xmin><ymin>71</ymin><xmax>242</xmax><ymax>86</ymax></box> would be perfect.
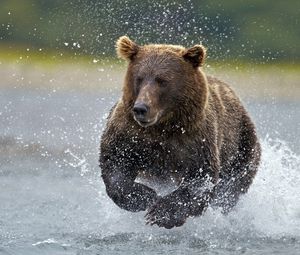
<box><xmin>0</xmin><ymin>88</ymin><xmax>299</xmax><ymax>255</ymax></box>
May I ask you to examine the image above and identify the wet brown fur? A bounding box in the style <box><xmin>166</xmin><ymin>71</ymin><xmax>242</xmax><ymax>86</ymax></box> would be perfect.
<box><xmin>99</xmin><ymin>36</ymin><xmax>261</xmax><ymax>229</ymax></box>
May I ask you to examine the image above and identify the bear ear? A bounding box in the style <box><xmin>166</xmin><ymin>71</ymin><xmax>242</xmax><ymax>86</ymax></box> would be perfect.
<box><xmin>116</xmin><ymin>36</ymin><xmax>139</xmax><ymax>61</ymax></box>
<box><xmin>183</xmin><ymin>45</ymin><xmax>206</xmax><ymax>68</ymax></box>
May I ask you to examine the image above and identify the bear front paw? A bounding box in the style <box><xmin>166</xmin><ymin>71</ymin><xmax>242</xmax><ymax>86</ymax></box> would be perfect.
<box><xmin>145</xmin><ymin>196</ymin><xmax>189</xmax><ymax>229</ymax></box>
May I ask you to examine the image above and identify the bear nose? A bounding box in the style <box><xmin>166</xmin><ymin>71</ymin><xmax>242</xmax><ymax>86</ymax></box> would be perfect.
<box><xmin>133</xmin><ymin>103</ymin><xmax>149</xmax><ymax>119</ymax></box>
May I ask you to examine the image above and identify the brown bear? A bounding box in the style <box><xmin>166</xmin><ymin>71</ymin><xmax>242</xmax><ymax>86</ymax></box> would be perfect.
<box><xmin>99</xmin><ymin>36</ymin><xmax>261</xmax><ymax>229</ymax></box>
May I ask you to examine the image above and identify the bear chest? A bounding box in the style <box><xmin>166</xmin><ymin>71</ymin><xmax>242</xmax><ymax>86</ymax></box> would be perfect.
<box><xmin>131</xmin><ymin>138</ymin><xmax>200</xmax><ymax>184</ymax></box>
<box><xmin>136</xmin><ymin>146</ymin><xmax>184</xmax><ymax>194</ymax></box>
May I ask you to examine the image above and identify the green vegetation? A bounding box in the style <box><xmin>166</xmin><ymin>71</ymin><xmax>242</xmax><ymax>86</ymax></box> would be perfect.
<box><xmin>0</xmin><ymin>0</ymin><xmax>299</xmax><ymax>62</ymax></box>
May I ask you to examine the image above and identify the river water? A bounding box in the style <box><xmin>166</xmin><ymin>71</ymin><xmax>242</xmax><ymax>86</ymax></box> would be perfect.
<box><xmin>0</xmin><ymin>87</ymin><xmax>300</xmax><ymax>254</ymax></box>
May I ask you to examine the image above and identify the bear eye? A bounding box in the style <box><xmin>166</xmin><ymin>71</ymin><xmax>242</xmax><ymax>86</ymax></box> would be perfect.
<box><xmin>155</xmin><ymin>77</ymin><xmax>168</xmax><ymax>87</ymax></box>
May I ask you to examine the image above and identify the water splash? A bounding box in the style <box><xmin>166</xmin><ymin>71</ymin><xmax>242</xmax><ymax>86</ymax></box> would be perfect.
<box><xmin>64</xmin><ymin>148</ymin><xmax>90</xmax><ymax>176</ymax></box>
<box><xmin>54</xmin><ymin>0</ymin><xmax>235</xmax><ymax>61</ymax></box>
<box><xmin>236</xmin><ymin>137</ymin><xmax>300</xmax><ymax>236</ymax></box>
<box><xmin>92</xmin><ymin>137</ymin><xmax>300</xmax><ymax>239</ymax></box>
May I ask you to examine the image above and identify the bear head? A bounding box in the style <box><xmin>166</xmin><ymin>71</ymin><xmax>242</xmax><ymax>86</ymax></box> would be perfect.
<box><xmin>116</xmin><ymin>36</ymin><xmax>208</xmax><ymax>129</ymax></box>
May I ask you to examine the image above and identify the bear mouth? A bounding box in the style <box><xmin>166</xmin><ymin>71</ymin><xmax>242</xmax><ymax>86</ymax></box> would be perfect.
<box><xmin>135</xmin><ymin>119</ymin><xmax>156</xmax><ymax>128</ymax></box>
<box><xmin>133</xmin><ymin>110</ymin><xmax>163</xmax><ymax>128</ymax></box>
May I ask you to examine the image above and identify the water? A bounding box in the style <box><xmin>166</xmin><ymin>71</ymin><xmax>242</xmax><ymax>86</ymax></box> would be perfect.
<box><xmin>0</xmin><ymin>87</ymin><xmax>300</xmax><ymax>255</ymax></box>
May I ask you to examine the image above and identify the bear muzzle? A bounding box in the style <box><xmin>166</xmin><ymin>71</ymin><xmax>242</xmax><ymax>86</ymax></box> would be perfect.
<box><xmin>132</xmin><ymin>102</ymin><xmax>162</xmax><ymax>127</ymax></box>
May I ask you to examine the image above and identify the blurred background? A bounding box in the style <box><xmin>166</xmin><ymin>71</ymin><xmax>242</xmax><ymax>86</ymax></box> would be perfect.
<box><xmin>1</xmin><ymin>0</ymin><xmax>300</xmax><ymax>60</ymax></box>
<box><xmin>0</xmin><ymin>1</ymin><xmax>300</xmax><ymax>254</ymax></box>
<box><xmin>0</xmin><ymin>0</ymin><xmax>299</xmax><ymax>100</ymax></box>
